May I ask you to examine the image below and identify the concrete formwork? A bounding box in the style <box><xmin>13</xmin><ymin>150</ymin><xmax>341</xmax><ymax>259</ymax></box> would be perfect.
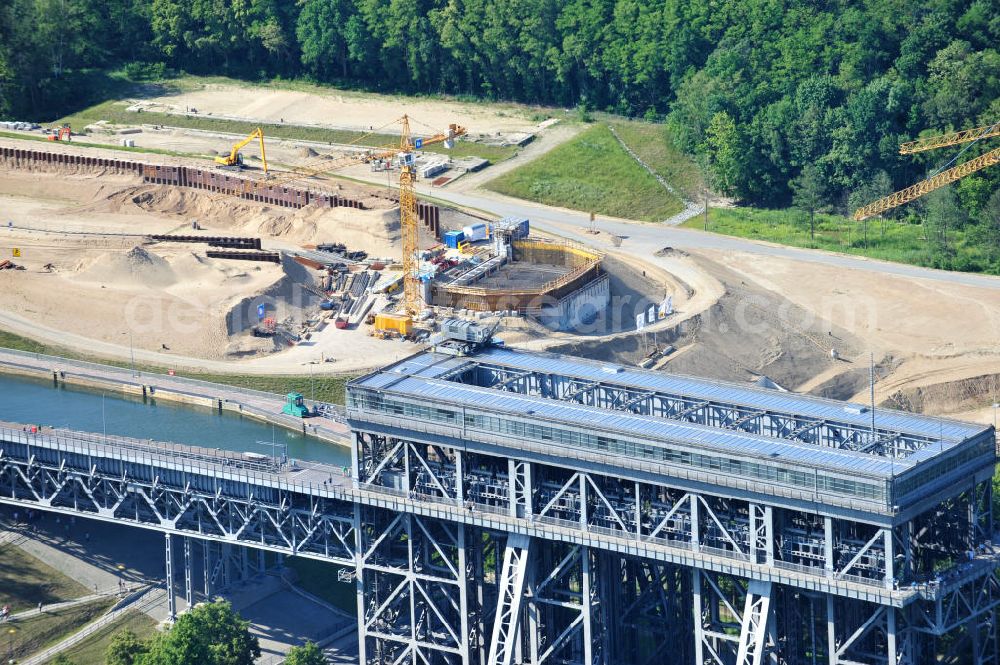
<box><xmin>432</xmin><ymin>240</ymin><xmax>604</xmax><ymax>314</ymax></box>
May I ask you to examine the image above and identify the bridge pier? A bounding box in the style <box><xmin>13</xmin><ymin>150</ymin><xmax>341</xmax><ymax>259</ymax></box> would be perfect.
<box><xmin>184</xmin><ymin>536</ymin><xmax>193</xmax><ymax>609</ymax></box>
<box><xmin>165</xmin><ymin>533</ymin><xmax>175</xmax><ymax>621</ymax></box>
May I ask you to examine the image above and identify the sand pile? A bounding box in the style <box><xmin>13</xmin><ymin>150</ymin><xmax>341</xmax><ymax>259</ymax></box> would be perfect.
<box><xmin>225</xmin><ymin>253</ymin><xmax>319</xmax><ymax>336</ymax></box>
<box><xmin>77</xmin><ymin>245</ymin><xmax>176</xmax><ymax>288</ymax></box>
<box><xmin>83</xmin><ymin>185</ymin><xmax>398</xmax><ymax>254</ymax></box>
<box><xmin>298</xmin><ymin>146</ymin><xmax>319</xmax><ymax>158</ymax></box>
<box><xmin>255</xmin><ymin>206</ymin><xmax>400</xmax><ymax>255</ymax></box>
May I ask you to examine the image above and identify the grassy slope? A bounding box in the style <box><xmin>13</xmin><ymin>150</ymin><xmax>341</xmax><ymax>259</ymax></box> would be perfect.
<box><xmin>56</xmin><ymin>100</ymin><xmax>516</xmax><ymax>164</ymax></box>
<box><xmin>485</xmin><ymin>124</ymin><xmax>684</xmax><ymax>222</ymax></box>
<box><xmin>0</xmin><ymin>330</ymin><xmax>354</xmax><ymax>405</ymax></box>
<box><xmin>0</xmin><ymin>130</ymin><xmax>194</xmax><ymax>158</ymax></box>
<box><xmin>47</xmin><ymin>608</ymin><xmax>157</xmax><ymax>665</ymax></box>
<box><xmin>686</xmin><ymin>207</ymin><xmax>1000</xmax><ymax>275</ymax></box>
<box><xmin>609</xmin><ymin>120</ymin><xmax>702</xmax><ymax>200</ymax></box>
<box><xmin>10</xmin><ymin>597</ymin><xmax>115</xmax><ymax>661</ymax></box>
<box><xmin>0</xmin><ymin>545</ymin><xmax>90</xmax><ymax>612</ymax></box>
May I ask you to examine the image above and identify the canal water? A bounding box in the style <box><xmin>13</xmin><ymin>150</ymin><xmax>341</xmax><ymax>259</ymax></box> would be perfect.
<box><xmin>0</xmin><ymin>373</ymin><xmax>350</xmax><ymax>466</ymax></box>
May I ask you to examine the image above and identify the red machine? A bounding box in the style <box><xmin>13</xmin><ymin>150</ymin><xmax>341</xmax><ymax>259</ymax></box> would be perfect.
<box><xmin>47</xmin><ymin>125</ymin><xmax>71</xmax><ymax>142</ymax></box>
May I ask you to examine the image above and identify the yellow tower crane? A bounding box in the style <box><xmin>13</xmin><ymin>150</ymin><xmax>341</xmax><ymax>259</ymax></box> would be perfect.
<box><xmin>853</xmin><ymin>121</ymin><xmax>999</xmax><ymax>221</ymax></box>
<box><xmin>215</xmin><ymin>127</ymin><xmax>269</xmax><ymax>173</ymax></box>
<box><xmin>216</xmin><ymin>116</ymin><xmax>466</xmax><ymax>315</ymax></box>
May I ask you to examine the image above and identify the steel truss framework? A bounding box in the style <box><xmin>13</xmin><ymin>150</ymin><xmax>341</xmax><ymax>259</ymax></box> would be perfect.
<box><xmin>0</xmin><ymin>423</ymin><xmax>997</xmax><ymax>665</ymax></box>
<box><xmin>448</xmin><ymin>362</ymin><xmax>936</xmax><ymax>458</ymax></box>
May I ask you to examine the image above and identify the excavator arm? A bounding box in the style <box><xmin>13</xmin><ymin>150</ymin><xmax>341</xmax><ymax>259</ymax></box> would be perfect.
<box><xmin>215</xmin><ymin>128</ymin><xmax>268</xmax><ymax>173</ymax></box>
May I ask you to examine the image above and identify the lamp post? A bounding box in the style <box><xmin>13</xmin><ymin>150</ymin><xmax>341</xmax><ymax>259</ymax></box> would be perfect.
<box><xmin>121</xmin><ymin>331</ymin><xmax>136</xmax><ymax>378</ymax></box>
<box><xmin>257</xmin><ymin>440</ymin><xmax>288</xmax><ymax>468</ymax></box>
<box><xmin>8</xmin><ymin>625</ymin><xmax>17</xmax><ymax>664</ymax></box>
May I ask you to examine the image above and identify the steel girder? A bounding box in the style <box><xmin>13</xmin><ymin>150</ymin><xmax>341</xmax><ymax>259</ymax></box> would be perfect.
<box><xmin>0</xmin><ymin>425</ymin><xmax>996</xmax><ymax>665</ymax></box>
<box><xmin>458</xmin><ymin>362</ymin><xmax>936</xmax><ymax>459</ymax></box>
<box><xmin>0</xmin><ymin>449</ymin><xmax>357</xmax><ymax>564</ymax></box>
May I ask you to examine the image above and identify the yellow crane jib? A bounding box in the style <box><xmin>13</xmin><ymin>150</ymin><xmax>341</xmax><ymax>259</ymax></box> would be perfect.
<box><xmin>853</xmin><ymin>120</ymin><xmax>998</xmax><ymax>221</ymax></box>
<box><xmin>899</xmin><ymin>122</ymin><xmax>1000</xmax><ymax>154</ymax></box>
<box><xmin>214</xmin><ymin>128</ymin><xmax>268</xmax><ymax>173</ymax></box>
<box><xmin>853</xmin><ymin>146</ymin><xmax>1000</xmax><ymax>221</ymax></box>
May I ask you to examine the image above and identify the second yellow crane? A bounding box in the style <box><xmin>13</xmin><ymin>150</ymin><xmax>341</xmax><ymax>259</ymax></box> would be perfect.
<box><xmin>853</xmin><ymin>121</ymin><xmax>999</xmax><ymax>221</ymax></box>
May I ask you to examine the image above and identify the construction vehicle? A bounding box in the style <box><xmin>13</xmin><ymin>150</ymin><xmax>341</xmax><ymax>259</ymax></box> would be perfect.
<box><xmin>282</xmin><ymin>392</ymin><xmax>310</xmax><ymax>417</ymax></box>
<box><xmin>217</xmin><ymin>116</ymin><xmax>466</xmax><ymax>315</ymax></box>
<box><xmin>47</xmin><ymin>125</ymin><xmax>71</xmax><ymax>142</ymax></box>
<box><xmin>853</xmin><ymin>121</ymin><xmax>999</xmax><ymax>221</ymax></box>
<box><xmin>215</xmin><ymin>128</ymin><xmax>268</xmax><ymax>173</ymax></box>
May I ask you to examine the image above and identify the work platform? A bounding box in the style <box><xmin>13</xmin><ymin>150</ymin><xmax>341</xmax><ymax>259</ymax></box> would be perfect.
<box><xmin>0</xmin><ymin>345</ymin><xmax>997</xmax><ymax>665</ymax></box>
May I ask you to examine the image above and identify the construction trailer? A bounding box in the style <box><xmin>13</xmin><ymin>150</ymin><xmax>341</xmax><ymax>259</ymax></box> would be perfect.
<box><xmin>374</xmin><ymin>312</ymin><xmax>413</xmax><ymax>336</ymax></box>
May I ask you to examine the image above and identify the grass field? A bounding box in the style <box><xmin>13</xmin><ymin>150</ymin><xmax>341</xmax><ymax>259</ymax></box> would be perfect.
<box><xmin>0</xmin><ymin>545</ymin><xmax>90</xmax><ymax>613</ymax></box>
<box><xmin>0</xmin><ymin>330</ymin><xmax>355</xmax><ymax>405</ymax></box>
<box><xmin>45</xmin><ymin>608</ymin><xmax>157</xmax><ymax>665</ymax></box>
<box><xmin>0</xmin><ymin>130</ymin><xmax>194</xmax><ymax>158</ymax></box>
<box><xmin>485</xmin><ymin>124</ymin><xmax>685</xmax><ymax>222</ymax></box>
<box><xmin>284</xmin><ymin>557</ymin><xmax>356</xmax><ymax>615</ymax></box>
<box><xmin>609</xmin><ymin>121</ymin><xmax>703</xmax><ymax>200</ymax></box>
<box><xmin>55</xmin><ymin>100</ymin><xmax>516</xmax><ymax>164</ymax></box>
<box><xmin>8</xmin><ymin>597</ymin><xmax>115</xmax><ymax>661</ymax></box>
<box><xmin>686</xmin><ymin>207</ymin><xmax>1000</xmax><ymax>275</ymax></box>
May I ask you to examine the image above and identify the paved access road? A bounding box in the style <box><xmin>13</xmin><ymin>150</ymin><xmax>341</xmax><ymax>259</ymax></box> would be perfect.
<box><xmin>421</xmin><ymin>186</ymin><xmax>1000</xmax><ymax>291</ymax></box>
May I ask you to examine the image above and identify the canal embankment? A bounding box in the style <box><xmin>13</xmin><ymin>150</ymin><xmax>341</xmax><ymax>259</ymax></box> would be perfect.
<box><xmin>0</xmin><ymin>348</ymin><xmax>350</xmax><ymax>446</ymax></box>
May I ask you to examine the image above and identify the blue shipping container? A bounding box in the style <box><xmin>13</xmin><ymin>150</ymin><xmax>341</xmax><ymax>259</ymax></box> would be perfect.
<box><xmin>498</xmin><ymin>216</ymin><xmax>530</xmax><ymax>239</ymax></box>
<box><xmin>443</xmin><ymin>230</ymin><xmax>465</xmax><ymax>248</ymax></box>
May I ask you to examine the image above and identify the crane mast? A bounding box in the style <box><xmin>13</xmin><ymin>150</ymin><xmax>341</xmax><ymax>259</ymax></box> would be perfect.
<box><xmin>214</xmin><ymin>115</ymin><xmax>466</xmax><ymax>316</ymax></box>
<box><xmin>397</xmin><ymin>115</ymin><xmax>421</xmax><ymax>315</ymax></box>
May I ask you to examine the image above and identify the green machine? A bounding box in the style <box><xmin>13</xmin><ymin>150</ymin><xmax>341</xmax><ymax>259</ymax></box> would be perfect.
<box><xmin>282</xmin><ymin>392</ymin><xmax>310</xmax><ymax>417</ymax></box>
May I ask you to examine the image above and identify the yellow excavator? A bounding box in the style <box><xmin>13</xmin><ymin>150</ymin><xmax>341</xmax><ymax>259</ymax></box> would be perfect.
<box><xmin>214</xmin><ymin>128</ymin><xmax>268</xmax><ymax>173</ymax></box>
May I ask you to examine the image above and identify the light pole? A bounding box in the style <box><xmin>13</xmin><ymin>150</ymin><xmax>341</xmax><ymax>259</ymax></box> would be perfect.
<box><xmin>257</xmin><ymin>440</ymin><xmax>288</xmax><ymax>468</ymax></box>
<box><xmin>122</xmin><ymin>331</ymin><xmax>136</xmax><ymax>378</ymax></box>
<box><xmin>8</xmin><ymin>625</ymin><xmax>16</xmax><ymax>663</ymax></box>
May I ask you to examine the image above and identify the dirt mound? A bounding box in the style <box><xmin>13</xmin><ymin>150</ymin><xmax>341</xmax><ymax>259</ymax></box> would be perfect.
<box><xmin>259</xmin><ymin>206</ymin><xmax>400</xmax><ymax>255</ymax></box>
<box><xmin>77</xmin><ymin>245</ymin><xmax>176</xmax><ymax>288</ymax></box>
<box><xmin>79</xmin><ymin>183</ymin><xmax>399</xmax><ymax>254</ymax></box>
<box><xmin>882</xmin><ymin>372</ymin><xmax>1000</xmax><ymax>415</ymax></box>
<box><xmin>655</xmin><ymin>246</ymin><xmax>689</xmax><ymax>258</ymax></box>
<box><xmin>224</xmin><ymin>253</ymin><xmax>319</xmax><ymax>336</ymax></box>
<box><xmin>298</xmin><ymin>147</ymin><xmax>318</xmax><ymax>158</ymax></box>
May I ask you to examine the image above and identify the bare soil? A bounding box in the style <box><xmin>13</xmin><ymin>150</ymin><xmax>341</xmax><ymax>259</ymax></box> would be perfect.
<box><xmin>139</xmin><ymin>83</ymin><xmax>542</xmax><ymax>135</ymax></box>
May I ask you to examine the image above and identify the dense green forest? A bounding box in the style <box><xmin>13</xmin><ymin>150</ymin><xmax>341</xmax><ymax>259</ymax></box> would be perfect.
<box><xmin>0</xmin><ymin>0</ymin><xmax>998</xmax><ymax>249</ymax></box>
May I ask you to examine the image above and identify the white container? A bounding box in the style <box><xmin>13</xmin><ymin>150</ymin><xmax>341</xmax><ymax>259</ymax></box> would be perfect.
<box><xmin>462</xmin><ymin>223</ymin><xmax>488</xmax><ymax>242</ymax></box>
